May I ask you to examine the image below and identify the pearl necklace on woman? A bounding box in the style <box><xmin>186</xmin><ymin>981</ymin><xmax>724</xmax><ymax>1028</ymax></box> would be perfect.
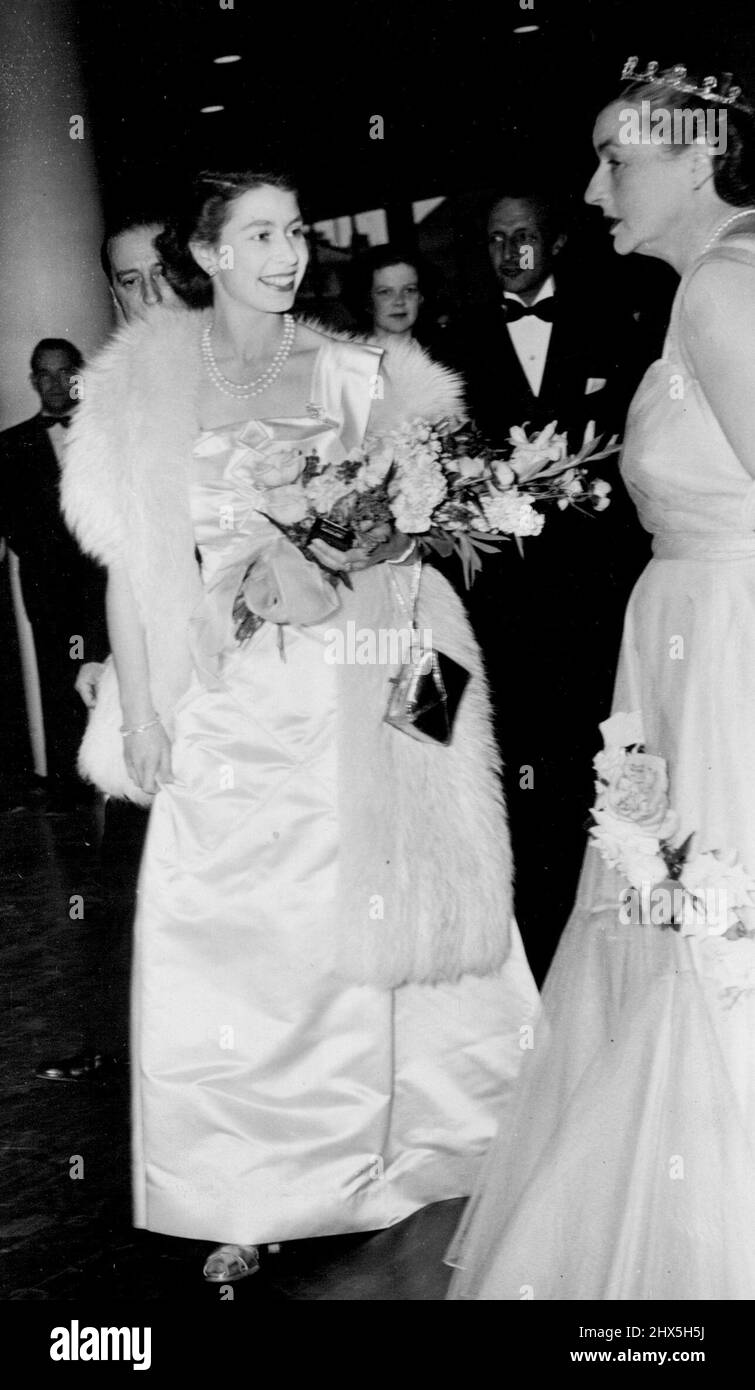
<box><xmin>201</xmin><ymin>313</ymin><xmax>296</xmax><ymax>399</ymax></box>
<box><xmin>699</xmin><ymin>207</ymin><xmax>755</xmax><ymax>257</ymax></box>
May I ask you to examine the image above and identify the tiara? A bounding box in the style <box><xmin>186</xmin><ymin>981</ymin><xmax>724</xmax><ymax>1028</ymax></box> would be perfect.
<box><xmin>621</xmin><ymin>58</ymin><xmax>744</xmax><ymax>107</ymax></box>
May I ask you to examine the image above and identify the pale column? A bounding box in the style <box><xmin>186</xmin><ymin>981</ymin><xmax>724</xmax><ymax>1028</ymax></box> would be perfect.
<box><xmin>0</xmin><ymin>0</ymin><xmax>112</xmax><ymax>775</ymax></box>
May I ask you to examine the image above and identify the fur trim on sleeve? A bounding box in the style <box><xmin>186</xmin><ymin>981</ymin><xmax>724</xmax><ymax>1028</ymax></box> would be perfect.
<box><xmin>62</xmin><ymin>308</ymin><xmax>205</xmax><ymax>568</ymax></box>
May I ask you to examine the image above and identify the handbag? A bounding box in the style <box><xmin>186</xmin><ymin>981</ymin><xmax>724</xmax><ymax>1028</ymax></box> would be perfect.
<box><xmin>383</xmin><ymin>561</ymin><xmax>470</xmax><ymax>746</ymax></box>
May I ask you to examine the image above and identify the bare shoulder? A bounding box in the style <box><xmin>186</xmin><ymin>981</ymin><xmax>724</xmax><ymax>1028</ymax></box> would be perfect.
<box><xmin>683</xmin><ymin>251</ymin><xmax>755</xmax><ymax>329</ymax></box>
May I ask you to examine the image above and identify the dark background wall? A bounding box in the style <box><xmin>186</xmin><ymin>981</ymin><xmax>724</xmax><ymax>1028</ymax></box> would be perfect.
<box><xmin>73</xmin><ymin>0</ymin><xmax>753</xmax><ymax>318</ymax></box>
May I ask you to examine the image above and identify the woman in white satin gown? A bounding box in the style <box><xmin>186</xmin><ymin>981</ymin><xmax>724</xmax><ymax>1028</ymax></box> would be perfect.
<box><xmin>448</xmin><ymin>66</ymin><xmax>755</xmax><ymax>1300</ymax></box>
<box><xmin>62</xmin><ymin>170</ymin><xmax>537</xmax><ymax>1285</ymax></box>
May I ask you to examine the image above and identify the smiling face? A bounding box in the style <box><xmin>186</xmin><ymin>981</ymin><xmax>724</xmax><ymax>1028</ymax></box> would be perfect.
<box><xmin>108</xmin><ymin>225</ymin><xmax>180</xmax><ymax>321</ymax></box>
<box><xmin>370</xmin><ymin>262</ymin><xmax>422</xmax><ymax>335</ymax></box>
<box><xmin>585</xmin><ymin>101</ymin><xmax>700</xmax><ymax>260</ymax></box>
<box><xmin>487</xmin><ymin>197</ymin><xmax>564</xmax><ymax>300</ymax></box>
<box><xmin>194</xmin><ymin>185</ymin><xmax>309</xmax><ymax>313</ymax></box>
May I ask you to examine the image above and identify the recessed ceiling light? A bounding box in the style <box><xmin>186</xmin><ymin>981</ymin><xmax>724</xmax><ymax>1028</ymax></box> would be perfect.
<box><xmin>213</xmin><ymin>54</ymin><xmax>242</xmax><ymax>64</ymax></box>
<box><xmin>513</xmin><ymin>24</ymin><xmax>540</xmax><ymax>33</ymax></box>
<box><xmin>200</xmin><ymin>105</ymin><xmax>225</xmax><ymax>114</ymax></box>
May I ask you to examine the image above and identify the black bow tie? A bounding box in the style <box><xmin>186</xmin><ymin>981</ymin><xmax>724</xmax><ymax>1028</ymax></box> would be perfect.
<box><xmin>503</xmin><ymin>298</ymin><xmax>557</xmax><ymax>324</ymax></box>
<box><xmin>41</xmin><ymin>414</ymin><xmax>72</xmax><ymax>429</ymax></box>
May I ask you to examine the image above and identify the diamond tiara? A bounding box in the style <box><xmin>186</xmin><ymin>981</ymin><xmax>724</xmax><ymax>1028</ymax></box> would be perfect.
<box><xmin>621</xmin><ymin>58</ymin><xmax>745</xmax><ymax>107</ymax></box>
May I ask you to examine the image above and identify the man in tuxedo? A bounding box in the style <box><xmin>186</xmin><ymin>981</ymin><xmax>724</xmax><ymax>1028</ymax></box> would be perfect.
<box><xmin>449</xmin><ymin>188</ymin><xmax>653</xmax><ymax>984</ymax></box>
<box><xmin>460</xmin><ymin>189</ymin><xmax>639</xmax><ymax>442</ymax></box>
<box><xmin>0</xmin><ymin>339</ymin><xmax>107</xmax><ymax>809</ymax></box>
<box><xmin>35</xmin><ymin>216</ymin><xmax>186</xmax><ymax>1083</ymax></box>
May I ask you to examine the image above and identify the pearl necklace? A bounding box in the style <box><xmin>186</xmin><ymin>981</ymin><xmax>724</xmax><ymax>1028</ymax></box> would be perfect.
<box><xmin>201</xmin><ymin>314</ymin><xmax>296</xmax><ymax>398</ymax></box>
<box><xmin>700</xmin><ymin>208</ymin><xmax>755</xmax><ymax>257</ymax></box>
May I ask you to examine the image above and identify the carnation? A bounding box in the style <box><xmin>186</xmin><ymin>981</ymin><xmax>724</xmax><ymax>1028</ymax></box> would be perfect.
<box><xmin>392</xmin><ymin>502</ymin><xmax>433</xmax><ymax>532</ymax></box>
<box><xmin>305</xmin><ymin>470</ymin><xmax>355</xmax><ymax>515</ymax></box>
<box><xmin>390</xmin><ymin>454</ymin><xmax>447</xmax><ymax>533</ymax></box>
<box><xmin>481</xmin><ymin>493</ymin><xmax>545</xmax><ymax>536</ymax></box>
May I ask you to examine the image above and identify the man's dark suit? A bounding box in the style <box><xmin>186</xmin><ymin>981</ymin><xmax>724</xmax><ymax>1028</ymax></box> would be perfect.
<box><xmin>0</xmin><ymin>414</ymin><xmax>106</xmax><ymax>789</ymax></box>
<box><xmin>446</xmin><ymin>284</ymin><xmax>654</xmax><ymax>983</ymax></box>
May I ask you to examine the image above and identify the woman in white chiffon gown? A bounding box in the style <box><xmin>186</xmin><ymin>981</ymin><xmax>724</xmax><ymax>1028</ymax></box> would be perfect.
<box><xmin>447</xmin><ymin>63</ymin><xmax>755</xmax><ymax>1300</ymax></box>
<box><xmin>62</xmin><ymin>170</ymin><xmax>537</xmax><ymax>1284</ymax></box>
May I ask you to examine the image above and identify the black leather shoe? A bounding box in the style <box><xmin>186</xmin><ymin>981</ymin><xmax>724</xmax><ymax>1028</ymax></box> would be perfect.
<box><xmin>34</xmin><ymin>1051</ymin><xmax>124</xmax><ymax>1082</ymax></box>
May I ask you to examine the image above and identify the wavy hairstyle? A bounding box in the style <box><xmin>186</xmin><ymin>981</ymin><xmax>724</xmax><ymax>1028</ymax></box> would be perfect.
<box><xmin>155</xmin><ymin>169</ymin><xmax>299</xmax><ymax>308</ymax></box>
<box><xmin>618</xmin><ymin>77</ymin><xmax>755</xmax><ymax>206</ymax></box>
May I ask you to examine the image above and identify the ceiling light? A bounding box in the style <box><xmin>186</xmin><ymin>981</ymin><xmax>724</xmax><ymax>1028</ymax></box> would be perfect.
<box><xmin>213</xmin><ymin>55</ymin><xmax>242</xmax><ymax>64</ymax></box>
<box><xmin>200</xmin><ymin>105</ymin><xmax>225</xmax><ymax>114</ymax></box>
<box><xmin>513</xmin><ymin>24</ymin><xmax>540</xmax><ymax>33</ymax></box>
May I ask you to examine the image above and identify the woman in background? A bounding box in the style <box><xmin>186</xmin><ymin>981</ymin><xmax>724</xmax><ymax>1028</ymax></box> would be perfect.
<box><xmin>355</xmin><ymin>243</ymin><xmax>450</xmax><ymax>357</ymax></box>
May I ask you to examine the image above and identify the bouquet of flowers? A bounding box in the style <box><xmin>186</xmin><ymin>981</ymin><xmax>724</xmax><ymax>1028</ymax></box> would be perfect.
<box><xmin>589</xmin><ymin>712</ymin><xmax>755</xmax><ymax>940</ymax></box>
<box><xmin>257</xmin><ymin>417</ymin><xmax>618</xmax><ymax>591</ymax></box>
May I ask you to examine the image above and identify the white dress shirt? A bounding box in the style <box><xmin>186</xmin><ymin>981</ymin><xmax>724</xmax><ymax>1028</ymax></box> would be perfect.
<box><xmin>503</xmin><ymin>275</ymin><xmax>556</xmax><ymax>397</ymax></box>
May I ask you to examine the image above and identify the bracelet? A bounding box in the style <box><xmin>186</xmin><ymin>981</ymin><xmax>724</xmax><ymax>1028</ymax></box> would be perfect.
<box><xmin>120</xmin><ymin>715</ymin><xmax>161</xmax><ymax>738</ymax></box>
<box><xmin>387</xmin><ymin>538</ymin><xmax>417</xmax><ymax>565</ymax></box>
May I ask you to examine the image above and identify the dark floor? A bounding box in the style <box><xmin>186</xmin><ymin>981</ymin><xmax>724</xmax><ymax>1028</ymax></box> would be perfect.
<box><xmin>0</xmin><ymin>793</ymin><xmax>462</xmax><ymax>1301</ymax></box>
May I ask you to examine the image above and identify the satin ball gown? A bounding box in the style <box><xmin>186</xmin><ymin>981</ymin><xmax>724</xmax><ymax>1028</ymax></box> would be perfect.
<box><xmin>447</xmin><ymin>239</ymin><xmax>755</xmax><ymax>1301</ymax></box>
<box><xmin>130</xmin><ymin>337</ymin><xmax>538</xmax><ymax>1245</ymax></box>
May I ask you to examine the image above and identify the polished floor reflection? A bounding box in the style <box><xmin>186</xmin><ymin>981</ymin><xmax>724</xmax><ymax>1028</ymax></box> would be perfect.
<box><xmin>0</xmin><ymin>799</ymin><xmax>461</xmax><ymax>1300</ymax></box>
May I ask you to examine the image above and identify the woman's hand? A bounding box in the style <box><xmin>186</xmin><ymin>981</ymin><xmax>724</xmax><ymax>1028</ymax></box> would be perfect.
<box><xmin>308</xmin><ymin>527</ymin><xmax>415</xmax><ymax>574</ymax></box>
<box><xmin>122</xmin><ymin>722</ymin><xmax>174</xmax><ymax>796</ymax></box>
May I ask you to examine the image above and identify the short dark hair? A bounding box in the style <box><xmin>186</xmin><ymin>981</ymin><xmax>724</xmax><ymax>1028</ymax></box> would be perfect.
<box><xmin>100</xmin><ymin>212</ymin><xmax>168</xmax><ymax>282</ymax></box>
<box><xmin>487</xmin><ymin>186</ymin><xmax>569</xmax><ymax>241</ymax></box>
<box><xmin>361</xmin><ymin>243</ymin><xmax>424</xmax><ymax>282</ymax></box>
<box><xmin>155</xmin><ymin>169</ymin><xmax>299</xmax><ymax>308</ymax></box>
<box><xmin>30</xmin><ymin>338</ymin><xmax>84</xmax><ymax>374</ymax></box>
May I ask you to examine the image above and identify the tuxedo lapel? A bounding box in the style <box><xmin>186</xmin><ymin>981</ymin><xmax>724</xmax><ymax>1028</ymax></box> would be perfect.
<box><xmin>535</xmin><ymin>303</ymin><xmax>598</xmax><ymax>436</ymax></box>
<box><xmin>537</xmin><ymin>311</ymin><xmax>570</xmax><ymax>405</ymax></box>
<box><xmin>480</xmin><ymin>311</ymin><xmax>540</xmax><ymax>433</ymax></box>
<box><xmin>497</xmin><ymin>314</ymin><xmax>537</xmax><ymax>411</ymax></box>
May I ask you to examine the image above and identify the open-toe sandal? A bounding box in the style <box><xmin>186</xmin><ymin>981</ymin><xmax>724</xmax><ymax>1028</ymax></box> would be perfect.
<box><xmin>202</xmin><ymin>1243</ymin><xmax>260</xmax><ymax>1283</ymax></box>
